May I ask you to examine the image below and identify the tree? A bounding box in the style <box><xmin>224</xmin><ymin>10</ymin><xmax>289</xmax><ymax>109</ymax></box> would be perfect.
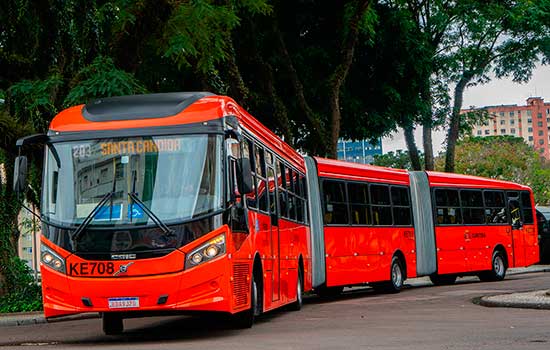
<box><xmin>373</xmin><ymin>150</ymin><xmax>424</xmax><ymax>170</ymax></box>
<box><xmin>442</xmin><ymin>0</ymin><xmax>550</xmax><ymax>172</ymax></box>
<box><xmin>437</xmin><ymin>136</ymin><xmax>550</xmax><ymax>205</ymax></box>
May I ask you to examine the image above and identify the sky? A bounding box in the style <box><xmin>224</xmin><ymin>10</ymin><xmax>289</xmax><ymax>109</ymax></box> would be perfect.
<box><xmin>381</xmin><ymin>64</ymin><xmax>550</xmax><ymax>154</ymax></box>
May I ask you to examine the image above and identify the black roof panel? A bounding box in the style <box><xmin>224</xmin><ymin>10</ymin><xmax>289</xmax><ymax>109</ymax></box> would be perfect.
<box><xmin>82</xmin><ymin>92</ymin><xmax>214</xmax><ymax>122</ymax></box>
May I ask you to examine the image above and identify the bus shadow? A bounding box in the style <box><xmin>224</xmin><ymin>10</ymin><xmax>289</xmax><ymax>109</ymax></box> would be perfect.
<box><xmin>62</xmin><ymin>311</ymin><xmax>287</xmax><ymax>345</ymax></box>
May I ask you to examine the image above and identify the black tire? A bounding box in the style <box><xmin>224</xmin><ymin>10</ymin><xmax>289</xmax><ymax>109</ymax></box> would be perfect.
<box><xmin>388</xmin><ymin>256</ymin><xmax>405</xmax><ymax>293</ymax></box>
<box><xmin>479</xmin><ymin>250</ymin><xmax>507</xmax><ymax>282</ymax></box>
<box><xmin>233</xmin><ymin>271</ymin><xmax>261</xmax><ymax>328</ymax></box>
<box><xmin>102</xmin><ymin>313</ymin><xmax>123</xmax><ymax>335</ymax></box>
<box><xmin>429</xmin><ymin>274</ymin><xmax>457</xmax><ymax>286</ymax></box>
<box><xmin>288</xmin><ymin>268</ymin><xmax>303</xmax><ymax>311</ymax></box>
<box><xmin>316</xmin><ymin>285</ymin><xmax>344</xmax><ymax>298</ymax></box>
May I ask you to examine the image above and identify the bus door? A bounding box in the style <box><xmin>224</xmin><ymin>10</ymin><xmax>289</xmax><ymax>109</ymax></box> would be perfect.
<box><xmin>266</xmin><ymin>152</ymin><xmax>281</xmax><ymax>302</ymax></box>
<box><xmin>508</xmin><ymin>197</ymin><xmax>525</xmax><ymax>267</ymax></box>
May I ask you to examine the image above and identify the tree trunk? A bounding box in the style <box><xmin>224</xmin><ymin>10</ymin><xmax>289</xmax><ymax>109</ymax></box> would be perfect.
<box><xmin>423</xmin><ymin>124</ymin><xmax>434</xmax><ymax>170</ymax></box>
<box><xmin>403</xmin><ymin>123</ymin><xmax>422</xmax><ymax>171</ymax></box>
<box><xmin>327</xmin><ymin>0</ymin><xmax>372</xmax><ymax>158</ymax></box>
<box><xmin>444</xmin><ymin>76</ymin><xmax>469</xmax><ymax>173</ymax></box>
<box><xmin>225</xmin><ymin>36</ymin><xmax>249</xmax><ymax>107</ymax></box>
<box><xmin>272</xmin><ymin>20</ymin><xmax>323</xmax><ymax>152</ymax></box>
<box><xmin>421</xmin><ymin>79</ymin><xmax>435</xmax><ymax>170</ymax></box>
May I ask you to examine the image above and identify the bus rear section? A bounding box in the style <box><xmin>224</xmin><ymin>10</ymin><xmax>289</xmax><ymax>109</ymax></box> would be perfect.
<box><xmin>305</xmin><ymin>157</ymin><xmax>417</xmax><ymax>294</ymax></box>
<box><xmin>304</xmin><ymin>159</ymin><xmax>539</xmax><ymax>294</ymax></box>
<box><xmin>16</xmin><ymin>92</ymin><xmax>311</xmax><ymax>334</ymax></box>
<box><xmin>427</xmin><ymin>172</ymin><xmax>539</xmax><ymax>284</ymax></box>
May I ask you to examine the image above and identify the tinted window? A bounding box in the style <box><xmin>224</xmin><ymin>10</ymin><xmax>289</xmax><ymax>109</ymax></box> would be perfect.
<box><xmin>435</xmin><ymin>189</ymin><xmax>460</xmax><ymax>207</ymax></box>
<box><xmin>323</xmin><ymin>180</ymin><xmax>348</xmax><ymax>225</ymax></box>
<box><xmin>484</xmin><ymin>191</ymin><xmax>507</xmax><ymax>224</ymax></box>
<box><xmin>436</xmin><ymin>207</ymin><xmax>462</xmax><ymax>225</ymax></box>
<box><xmin>391</xmin><ymin>187</ymin><xmax>410</xmax><ymax>206</ymax></box>
<box><xmin>521</xmin><ymin>191</ymin><xmax>534</xmax><ymax>224</ymax></box>
<box><xmin>348</xmin><ymin>182</ymin><xmax>370</xmax><ymax>225</ymax></box>
<box><xmin>391</xmin><ymin>186</ymin><xmax>411</xmax><ymax>226</ymax></box>
<box><xmin>370</xmin><ymin>185</ymin><xmax>390</xmax><ymax>205</ymax></box>
<box><xmin>461</xmin><ymin>190</ymin><xmax>483</xmax><ymax>207</ymax></box>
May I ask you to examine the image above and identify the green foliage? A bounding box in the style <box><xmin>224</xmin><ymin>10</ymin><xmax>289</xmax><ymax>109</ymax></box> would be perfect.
<box><xmin>0</xmin><ymin>257</ymin><xmax>42</xmax><ymax>313</ymax></box>
<box><xmin>8</xmin><ymin>75</ymin><xmax>63</xmax><ymax>132</ymax></box>
<box><xmin>64</xmin><ymin>56</ymin><xmax>147</xmax><ymax>107</ymax></box>
<box><xmin>373</xmin><ymin>150</ymin><xmax>424</xmax><ymax>170</ymax></box>
<box><xmin>442</xmin><ymin>136</ymin><xmax>550</xmax><ymax>205</ymax></box>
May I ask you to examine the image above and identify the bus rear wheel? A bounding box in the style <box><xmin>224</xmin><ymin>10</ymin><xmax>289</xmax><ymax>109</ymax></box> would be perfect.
<box><xmin>373</xmin><ymin>256</ymin><xmax>404</xmax><ymax>293</ymax></box>
<box><xmin>102</xmin><ymin>312</ymin><xmax>123</xmax><ymax>335</ymax></box>
<box><xmin>479</xmin><ymin>251</ymin><xmax>507</xmax><ymax>282</ymax></box>
<box><xmin>429</xmin><ymin>274</ymin><xmax>457</xmax><ymax>286</ymax></box>
<box><xmin>288</xmin><ymin>267</ymin><xmax>303</xmax><ymax>311</ymax></box>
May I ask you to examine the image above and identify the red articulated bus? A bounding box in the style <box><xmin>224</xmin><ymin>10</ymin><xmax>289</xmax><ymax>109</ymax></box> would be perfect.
<box><xmin>14</xmin><ymin>92</ymin><xmax>311</xmax><ymax>334</ymax></box>
<box><xmin>303</xmin><ymin>157</ymin><xmax>539</xmax><ymax>293</ymax></box>
<box><xmin>13</xmin><ymin>92</ymin><xmax>538</xmax><ymax>334</ymax></box>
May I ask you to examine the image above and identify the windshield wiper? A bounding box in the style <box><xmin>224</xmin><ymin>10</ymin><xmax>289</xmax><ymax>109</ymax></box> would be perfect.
<box><xmin>128</xmin><ymin>192</ymin><xmax>176</xmax><ymax>237</ymax></box>
<box><xmin>128</xmin><ymin>169</ymin><xmax>175</xmax><ymax>237</ymax></box>
<box><xmin>71</xmin><ymin>160</ymin><xmax>118</xmax><ymax>243</ymax></box>
<box><xmin>70</xmin><ymin>191</ymin><xmax>114</xmax><ymax>242</ymax></box>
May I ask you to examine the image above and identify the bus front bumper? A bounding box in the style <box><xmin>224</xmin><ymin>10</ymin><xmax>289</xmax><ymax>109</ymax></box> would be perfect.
<box><xmin>41</xmin><ymin>255</ymin><xmax>249</xmax><ymax>319</ymax></box>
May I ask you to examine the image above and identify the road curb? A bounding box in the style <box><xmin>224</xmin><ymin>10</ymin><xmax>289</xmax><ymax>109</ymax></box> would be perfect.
<box><xmin>478</xmin><ymin>290</ymin><xmax>550</xmax><ymax>310</ymax></box>
<box><xmin>0</xmin><ymin>312</ymin><xmax>99</xmax><ymax>327</ymax></box>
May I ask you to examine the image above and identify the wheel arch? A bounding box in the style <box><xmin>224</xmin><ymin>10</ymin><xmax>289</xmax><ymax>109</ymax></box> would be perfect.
<box><xmin>493</xmin><ymin>244</ymin><xmax>509</xmax><ymax>268</ymax></box>
<box><xmin>392</xmin><ymin>249</ymin><xmax>407</xmax><ymax>280</ymax></box>
<box><xmin>252</xmin><ymin>252</ymin><xmax>264</xmax><ymax>313</ymax></box>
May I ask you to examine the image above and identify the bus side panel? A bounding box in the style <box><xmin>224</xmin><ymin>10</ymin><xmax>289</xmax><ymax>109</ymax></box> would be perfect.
<box><xmin>324</xmin><ymin>226</ymin><xmax>417</xmax><ymax>286</ymax></box>
<box><xmin>523</xmin><ymin>223</ymin><xmax>539</xmax><ymax>266</ymax></box>
<box><xmin>435</xmin><ymin>226</ymin><xmax>467</xmax><ymax>274</ymax></box>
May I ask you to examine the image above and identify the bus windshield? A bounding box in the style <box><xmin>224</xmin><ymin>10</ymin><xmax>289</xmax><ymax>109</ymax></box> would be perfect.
<box><xmin>42</xmin><ymin>134</ymin><xmax>224</xmax><ymax>228</ymax></box>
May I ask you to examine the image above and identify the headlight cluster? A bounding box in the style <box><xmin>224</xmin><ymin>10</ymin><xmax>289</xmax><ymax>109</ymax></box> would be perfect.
<box><xmin>185</xmin><ymin>234</ymin><xmax>226</xmax><ymax>269</ymax></box>
<box><xmin>41</xmin><ymin>244</ymin><xmax>66</xmax><ymax>274</ymax></box>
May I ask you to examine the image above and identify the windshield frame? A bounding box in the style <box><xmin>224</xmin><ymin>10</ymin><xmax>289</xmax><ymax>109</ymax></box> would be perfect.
<box><xmin>41</xmin><ymin>127</ymin><xmax>227</xmax><ymax>231</ymax></box>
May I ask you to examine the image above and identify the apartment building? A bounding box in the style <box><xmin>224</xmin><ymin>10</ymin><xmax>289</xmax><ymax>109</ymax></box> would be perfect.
<box><xmin>468</xmin><ymin>97</ymin><xmax>550</xmax><ymax>159</ymax></box>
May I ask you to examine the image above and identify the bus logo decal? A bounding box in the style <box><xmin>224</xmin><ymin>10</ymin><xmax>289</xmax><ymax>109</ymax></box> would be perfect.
<box><xmin>113</xmin><ymin>262</ymin><xmax>134</xmax><ymax>276</ymax></box>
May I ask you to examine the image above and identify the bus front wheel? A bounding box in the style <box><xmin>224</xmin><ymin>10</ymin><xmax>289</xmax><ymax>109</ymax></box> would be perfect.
<box><xmin>233</xmin><ymin>272</ymin><xmax>261</xmax><ymax>328</ymax></box>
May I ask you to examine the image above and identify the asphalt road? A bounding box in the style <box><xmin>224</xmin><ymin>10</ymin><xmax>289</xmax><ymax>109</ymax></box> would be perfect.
<box><xmin>1</xmin><ymin>273</ymin><xmax>550</xmax><ymax>350</ymax></box>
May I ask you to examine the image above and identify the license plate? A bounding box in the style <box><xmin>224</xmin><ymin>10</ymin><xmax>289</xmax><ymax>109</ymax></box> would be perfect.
<box><xmin>108</xmin><ymin>297</ymin><xmax>139</xmax><ymax>309</ymax></box>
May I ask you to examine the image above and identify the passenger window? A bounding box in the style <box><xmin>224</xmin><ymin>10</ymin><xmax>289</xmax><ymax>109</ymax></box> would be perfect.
<box><xmin>521</xmin><ymin>191</ymin><xmax>534</xmax><ymax>224</ymax></box>
<box><xmin>254</xmin><ymin>146</ymin><xmax>268</xmax><ymax>212</ymax></box>
<box><xmin>434</xmin><ymin>189</ymin><xmax>461</xmax><ymax>225</ymax></box>
<box><xmin>370</xmin><ymin>184</ymin><xmax>392</xmax><ymax>225</ymax></box>
<box><xmin>391</xmin><ymin>187</ymin><xmax>411</xmax><ymax>226</ymax></box>
<box><xmin>348</xmin><ymin>182</ymin><xmax>370</xmax><ymax>225</ymax></box>
<box><xmin>243</xmin><ymin>139</ymin><xmax>257</xmax><ymax>209</ymax></box>
<box><xmin>322</xmin><ymin>180</ymin><xmax>349</xmax><ymax>225</ymax></box>
<box><xmin>484</xmin><ymin>191</ymin><xmax>507</xmax><ymax>224</ymax></box>
<box><xmin>461</xmin><ymin>190</ymin><xmax>485</xmax><ymax>224</ymax></box>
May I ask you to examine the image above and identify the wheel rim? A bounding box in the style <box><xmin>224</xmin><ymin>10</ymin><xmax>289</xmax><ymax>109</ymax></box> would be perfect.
<box><xmin>392</xmin><ymin>262</ymin><xmax>402</xmax><ymax>287</ymax></box>
<box><xmin>494</xmin><ymin>255</ymin><xmax>504</xmax><ymax>276</ymax></box>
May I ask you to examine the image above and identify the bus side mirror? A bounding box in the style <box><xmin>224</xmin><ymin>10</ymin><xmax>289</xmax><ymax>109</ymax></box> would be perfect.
<box><xmin>13</xmin><ymin>155</ymin><xmax>28</xmax><ymax>194</ymax></box>
<box><xmin>237</xmin><ymin>158</ymin><xmax>254</xmax><ymax>195</ymax></box>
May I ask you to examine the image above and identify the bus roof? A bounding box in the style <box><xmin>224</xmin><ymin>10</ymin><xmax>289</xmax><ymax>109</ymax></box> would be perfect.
<box><xmin>426</xmin><ymin>171</ymin><xmax>531</xmax><ymax>191</ymax></box>
<box><xmin>50</xmin><ymin>92</ymin><xmax>236</xmax><ymax>132</ymax></box>
<box><xmin>314</xmin><ymin>157</ymin><xmax>409</xmax><ymax>185</ymax></box>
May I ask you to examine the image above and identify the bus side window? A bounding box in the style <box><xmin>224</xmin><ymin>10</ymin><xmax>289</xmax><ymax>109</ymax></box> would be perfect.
<box><xmin>322</xmin><ymin>180</ymin><xmax>349</xmax><ymax>225</ymax></box>
<box><xmin>243</xmin><ymin>138</ymin><xmax>257</xmax><ymax>209</ymax></box>
<box><xmin>370</xmin><ymin>184</ymin><xmax>392</xmax><ymax>225</ymax></box>
<box><xmin>521</xmin><ymin>191</ymin><xmax>534</xmax><ymax>224</ymax></box>
<box><xmin>434</xmin><ymin>189</ymin><xmax>462</xmax><ymax>225</ymax></box>
<box><xmin>255</xmin><ymin>146</ymin><xmax>268</xmax><ymax>212</ymax></box>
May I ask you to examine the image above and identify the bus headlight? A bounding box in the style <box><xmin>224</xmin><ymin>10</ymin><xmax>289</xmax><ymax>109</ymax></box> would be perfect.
<box><xmin>185</xmin><ymin>234</ymin><xmax>226</xmax><ymax>269</ymax></box>
<box><xmin>41</xmin><ymin>244</ymin><xmax>66</xmax><ymax>274</ymax></box>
